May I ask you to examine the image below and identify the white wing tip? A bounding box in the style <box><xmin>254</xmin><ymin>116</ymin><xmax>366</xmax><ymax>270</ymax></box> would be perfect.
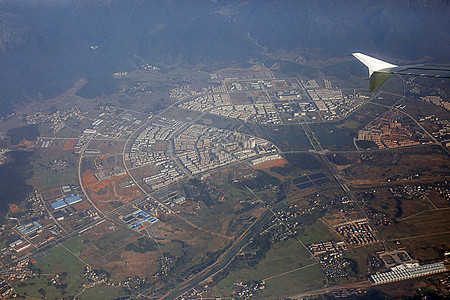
<box><xmin>352</xmin><ymin>52</ymin><xmax>397</xmax><ymax>77</ymax></box>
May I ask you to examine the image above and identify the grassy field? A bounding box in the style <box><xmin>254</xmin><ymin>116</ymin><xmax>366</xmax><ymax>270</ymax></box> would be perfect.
<box><xmin>227</xmin><ymin>185</ymin><xmax>253</xmax><ymax>199</ymax></box>
<box><xmin>394</xmin><ymin>234</ymin><xmax>450</xmax><ymax>261</ymax></box>
<box><xmin>379</xmin><ymin>209</ymin><xmax>450</xmax><ymax>261</ymax></box>
<box><xmin>64</xmin><ymin>236</ymin><xmax>88</xmax><ymax>253</ymax></box>
<box><xmin>38</xmin><ymin>244</ymin><xmax>86</xmax><ymax>276</ymax></box>
<box><xmin>12</xmin><ymin>275</ymin><xmax>71</xmax><ymax>299</ymax></box>
<box><xmin>89</xmin><ymin>226</ymin><xmax>138</xmax><ymax>252</ymax></box>
<box><xmin>79</xmin><ymin>284</ymin><xmax>126</xmax><ymax>299</ymax></box>
<box><xmin>28</xmin><ymin>150</ymin><xmax>79</xmax><ymax>191</ymax></box>
<box><xmin>0</xmin><ymin>239</ymin><xmax>8</xmax><ymax>250</ymax></box>
<box><xmin>382</xmin><ymin>209</ymin><xmax>450</xmax><ymax>240</ymax></box>
<box><xmin>13</xmin><ymin>245</ymin><xmax>87</xmax><ymax>298</ymax></box>
<box><xmin>336</xmin><ymin>119</ymin><xmax>361</xmax><ymax>130</ymax></box>
<box><xmin>219</xmin><ymin>237</ymin><xmax>326</xmax><ymax>297</ymax></box>
<box><xmin>260</xmin><ymin>263</ymin><xmax>325</xmax><ymax>298</ymax></box>
<box><xmin>297</xmin><ymin>218</ymin><xmax>338</xmax><ymax>244</ymax></box>
<box><xmin>343</xmin><ymin>244</ymin><xmax>383</xmax><ymax>275</ymax></box>
<box><xmin>254</xmin><ymin>188</ymin><xmax>278</xmax><ymax>202</ymax></box>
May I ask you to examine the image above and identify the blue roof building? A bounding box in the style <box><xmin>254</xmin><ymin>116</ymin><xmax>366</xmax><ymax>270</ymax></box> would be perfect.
<box><xmin>51</xmin><ymin>200</ymin><xmax>67</xmax><ymax>210</ymax></box>
<box><xmin>65</xmin><ymin>195</ymin><xmax>82</xmax><ymax>205</ymax></box>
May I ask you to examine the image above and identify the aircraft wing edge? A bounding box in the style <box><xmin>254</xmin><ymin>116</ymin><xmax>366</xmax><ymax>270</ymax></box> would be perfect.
<box><xmin>352</xmin><ymin>53</ymin><xmax>398</xmax><ymax>77</ymax></box>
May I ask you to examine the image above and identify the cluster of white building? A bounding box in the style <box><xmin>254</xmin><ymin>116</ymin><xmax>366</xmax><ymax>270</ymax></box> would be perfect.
<box><xmin>211</xmin><ymin>84</ymin><xmax>227</xmax><ymax>93</ymax></box>
<box><xmin>127</xmin><ymin>114</ymin><xmax>280</xmax><ymax>189</ymax></box>
<box><xmin>303</xmin><ymin>79</ymin><xmax>320</xmax><ymax>89</ymax></box>
<box><xmin>250</xmin><ymin>154</ymin><xmax>282</xmax><ymax>166</ymax></box>
<box><xmin>227</xmin><ymin>80</ymin><xmax>287</xmax><ymax>92</ymax></box>
<box><xmin>370</xmin><ymin>262</ymin><xmax>446</xmax><ymax>285</ymax></box>
<box><xmin>174</xmin><ymin>124</ymin><xmax>276</xmax><ymax>174</ymax></box>
<box><xmin>308</xmin><ymin>88</ymin><xmax>343</xmax><ymax>102</ymax></box>
<box><xmin>178</xmin><ymin>93</ymin><xmax>231</xmax><ymax>112</ymax></box>
<box><xmin>94</xmin><ymin>113</ymin><xmax>143</xmax><ymax>139</ymax></box>
<box><xmin>142</xmin><ymin>161</ymin><xmax>184</xmax><ymax>190</ymax></box>
<box><xmin>128</xmin><ymin>119</ymin><xmax>184</xmax><ymax>168</ymax></box>
<box><xmin>307</xmin><ymin>88</ymin><xmax>364</xmax><ymax>120</ymax></box>
<box><xmin>169</xmin><ymin>85</ymin><xmax>204</xmax><ymax>100</ymax></box>
<box><xmin>176</xmin><ymin>77</ymin><xmax>365</xmax><ymax>124</ymax></box>
<box><xmin>421</xmin><ymin>95</ymin><xmax>450</xmax><ymax>111</ymax></box>
<box><xmin>210</xmin><ymin>103</ymin><xmax>281</xmax><ymax>124</ymax></box>
<box><xmin>128</xmin><ymin>119</ymin><xmax>185</xmax><ymax>190</ymax></box>
<box><xmin>129</xmin><ymin>118</ymin><xmax>278</xmax><ymax>188</ymax></box>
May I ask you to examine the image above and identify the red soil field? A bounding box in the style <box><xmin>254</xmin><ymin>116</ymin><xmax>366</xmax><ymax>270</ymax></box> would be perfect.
<box><xmin>81</xmin><ymin>170</ymin><xmax>98</xmax><ymax>186</ymax></box>
<box><xmin>62</xmin><ymin>139</ymin><xmax>78</xmax><ymax>150</ymax></box>
<box><xmin>252</xmin><ymin>158</ymin><xmax>286</xmax><ymax>170</ymax></box>
<box><xmin>82</xmin><ymin>172</ymin><xmax>142</xmax><ymax>213</ymax></box>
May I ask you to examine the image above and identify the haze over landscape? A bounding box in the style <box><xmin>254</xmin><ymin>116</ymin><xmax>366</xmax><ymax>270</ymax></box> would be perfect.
<box><xmin>0</xmin><ymin>1</ymin><xmax>449</xmax><ymax>299</ymax></box>
<box><xmin>1</xmin><ymin>0</ymin><xmax>449</xmax><ymax>115</ymax></box>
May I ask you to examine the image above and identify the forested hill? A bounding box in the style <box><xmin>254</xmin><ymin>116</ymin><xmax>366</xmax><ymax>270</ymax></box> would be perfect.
<box><xmin>0</xmin><ymin>0</ymin><xmax>448</xmax><ymax>115</ymax></box>
<box><xmin>228</xmin><ymin>0</ymin><xmax>450</xmax><ymax>61</ymax></box>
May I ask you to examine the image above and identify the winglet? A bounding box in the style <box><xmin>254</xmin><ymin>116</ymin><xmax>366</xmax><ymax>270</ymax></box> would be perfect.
<box><xmin>352</xmin><ymin>53</ymin><xmax>397</xmax><ymax>77</ymax></box>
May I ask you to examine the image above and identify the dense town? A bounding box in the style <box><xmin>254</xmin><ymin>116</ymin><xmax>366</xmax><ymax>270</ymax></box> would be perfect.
<box><xmin>0</xmin><ymin>61</ymin><xmax>449</xmax><ymax>300</ymax></box>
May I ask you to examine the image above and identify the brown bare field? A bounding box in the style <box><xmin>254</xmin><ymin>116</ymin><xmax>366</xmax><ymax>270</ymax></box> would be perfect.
<box><xmin>230</xmin><ymin>92</ymin><xmax>252</xmax><ymax>105</ymax></box>
<box><xmin>87</xmin><ymin>139</ymin><xmax>127</xmax><ymax>154</ymax></box>
<box><xmin>389</xmin><ymin>234</ymin><xmax>450</xmax><ymax>261</ymax></box>
<box><xmin>81</xmin><ymin>170</ymin><xmax>98</xmax><ymax>186</ymax></box>
<box><xmin>113</xmin><ymin>251</ymin><xmax>159</xmax><ymax>280</ymax></box>
<box><xmin>154</xmin><ymin>140</ymin><xmax>167</xmax><ymax>151</ymax></box>
<box><xmin>334</xmin><ymin>164</ymin><xmax>352</xmax><ymax>171</ymax></box>
<box><xmin>62</xmin><ymin>138</ymin><xmax>78</xmax><ymax>150</ymax></box>
<box><xmin>218</xmin><ymin>65</ymin><xmax>269</xmax><ymax>79</ymax></box>
<box><xmin>42</xmin><ymin>187</ymin><xmax>63</xmax><ymax>200</ymax></box>
<box><xmin>252</xmin><ymin>158</ymin><xmax>286</xmax><ymax>170</ymax></box>
<box><xmin>342</xmin><ymin>151</ymin><xmax>450</xmax><ymax>188</ymax></box>
<box><xmin>218</xmin><ymin>219</ymin><xmax>231</xmax><ymax>236</ymax></box>
<box><xmin>322</xmin><ymin>210</ymin><xmax>365</xmax><ymax>227</ymax></box>
<box><xmin>85</xmin><ymin>245</ymin><xmax>159</xmax><ymax>282</ymax></box>
<box><xmin>153</xmin><ymin>218</ymin><xmax>199</xmax><ymax>242</ymax></box>
<box><xmin>397</xmin><ymin>196</ymin><xmax>438</xmax><ymax>219</ymax></box>
<box><xmin>381</xmin><ymin>210</ymin><xmax>450</xmax><ymax>260</ymax></box>
<box><xmin>73</xmin><ymin>200</ymin><xmax>92</xmax><ymax>211</ymax></box>
<box><xmin>83</xmin><ymin>172</ymin><xmax>142</xmax><ymax>213</ymax></box>
<box><xmin>426</xmin><ymin>189</ymin><xmax>450</xmax><ymax>209</ymax></box>
<box><xmin>321</xmin><ymin>211</ymin><xmax>349</xmax><ymax>227</ymax></box>
<box><xmin>128</xmin><ymin>164</ymin><xmax>159</xmax><ymax>180</ymax></box>
<box><xmin>359</xmin><ymin>187</ymin><xmax>438</xmax><ymax>222</ymax></box>
<box><xmin>373</xmin><ymin>277</ymin><xmax>430</xmax><ymax>299</ymax></box>
<box><xmin>159</xmin><ymin>106</ymin><xmax>202</xmax><ymax>120</ymax></box>
<box><xmin>17</xmin><ymin>139</ymin><xmax>34</xmax><ymax>147</ymax></box>
<box><xmin>80</xmin><ymin>221</ymin><xmax>159</xmax><ymax>281</ymax></box>
<box><xmin>382</xmin><ymin>209</ymin><xmax>450</xmax><ymax>240</ymax></box>
<box><xmin>251</xmin><ymin>159</ymin><xmax>286</xmax><ymax>180</ymax></box>
<box><xmin>157</xmin><ymin>216</ymin><xmax>230</xmax><ymax>263</ymax></box>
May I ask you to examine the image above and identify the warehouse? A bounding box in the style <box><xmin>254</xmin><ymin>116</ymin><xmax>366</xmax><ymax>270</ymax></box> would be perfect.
<box><xmin>370</xmin><ymin>263</ymin><xmax>446</xmax><ymax>284</ymax></box>
<box><xmin>51</xmin><ymin>199</ymin><xmax>67</xmax><ymax>210</ymax></box>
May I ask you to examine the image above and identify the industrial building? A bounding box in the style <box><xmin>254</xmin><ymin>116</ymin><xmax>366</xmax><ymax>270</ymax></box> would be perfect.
<box><xmin>50</xmin><ymin>194</ymin><xmax>83</xmax><ymax>210</ymax></box>
<box><xmin>65</xmin><ymin>195</ymin><xmax>82</xmax><ymax>205</ymax></box>
<box><xmin>121</xmin><ymin>209</ymin><xmax>158</xmax><ymax>231</ymax></box>
<box><xmin>51</xmin><ymin>200</ymin><xmax>67</xmax><ymax>210</ymax></box>
<box><xmin>370</xmin><ymin>262</ymin><xmax>447</xmax><ymax>285</ymax></box>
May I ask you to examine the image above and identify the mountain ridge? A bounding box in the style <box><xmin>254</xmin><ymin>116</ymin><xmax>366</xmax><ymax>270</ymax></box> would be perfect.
<box><xmin>0</xmin><ymin>0</ymin><xmax>448</xmax><ymax>116</ymax></box>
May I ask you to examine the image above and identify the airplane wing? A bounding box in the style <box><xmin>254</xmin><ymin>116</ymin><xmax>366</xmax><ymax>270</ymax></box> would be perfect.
<box><xmin>390</xmin><ymin>64</ymin><xmax>450</xmax><ymax>78</ymax></box>
<box><xmin>352</xmin><ymin>53</ymin><xmax>450</xmax><ymax>92</ymax></box>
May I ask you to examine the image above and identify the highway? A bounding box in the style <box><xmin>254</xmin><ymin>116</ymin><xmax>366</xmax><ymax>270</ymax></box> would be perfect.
<box><xmin>162</xmin><ymin>208</ymin><xmax>274</xmax><ymax>299</ymax></box>
<box><xmin>8</xmin><ymin>75</ymin><xmax>448</xmax><ymax>299</ymax></box>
